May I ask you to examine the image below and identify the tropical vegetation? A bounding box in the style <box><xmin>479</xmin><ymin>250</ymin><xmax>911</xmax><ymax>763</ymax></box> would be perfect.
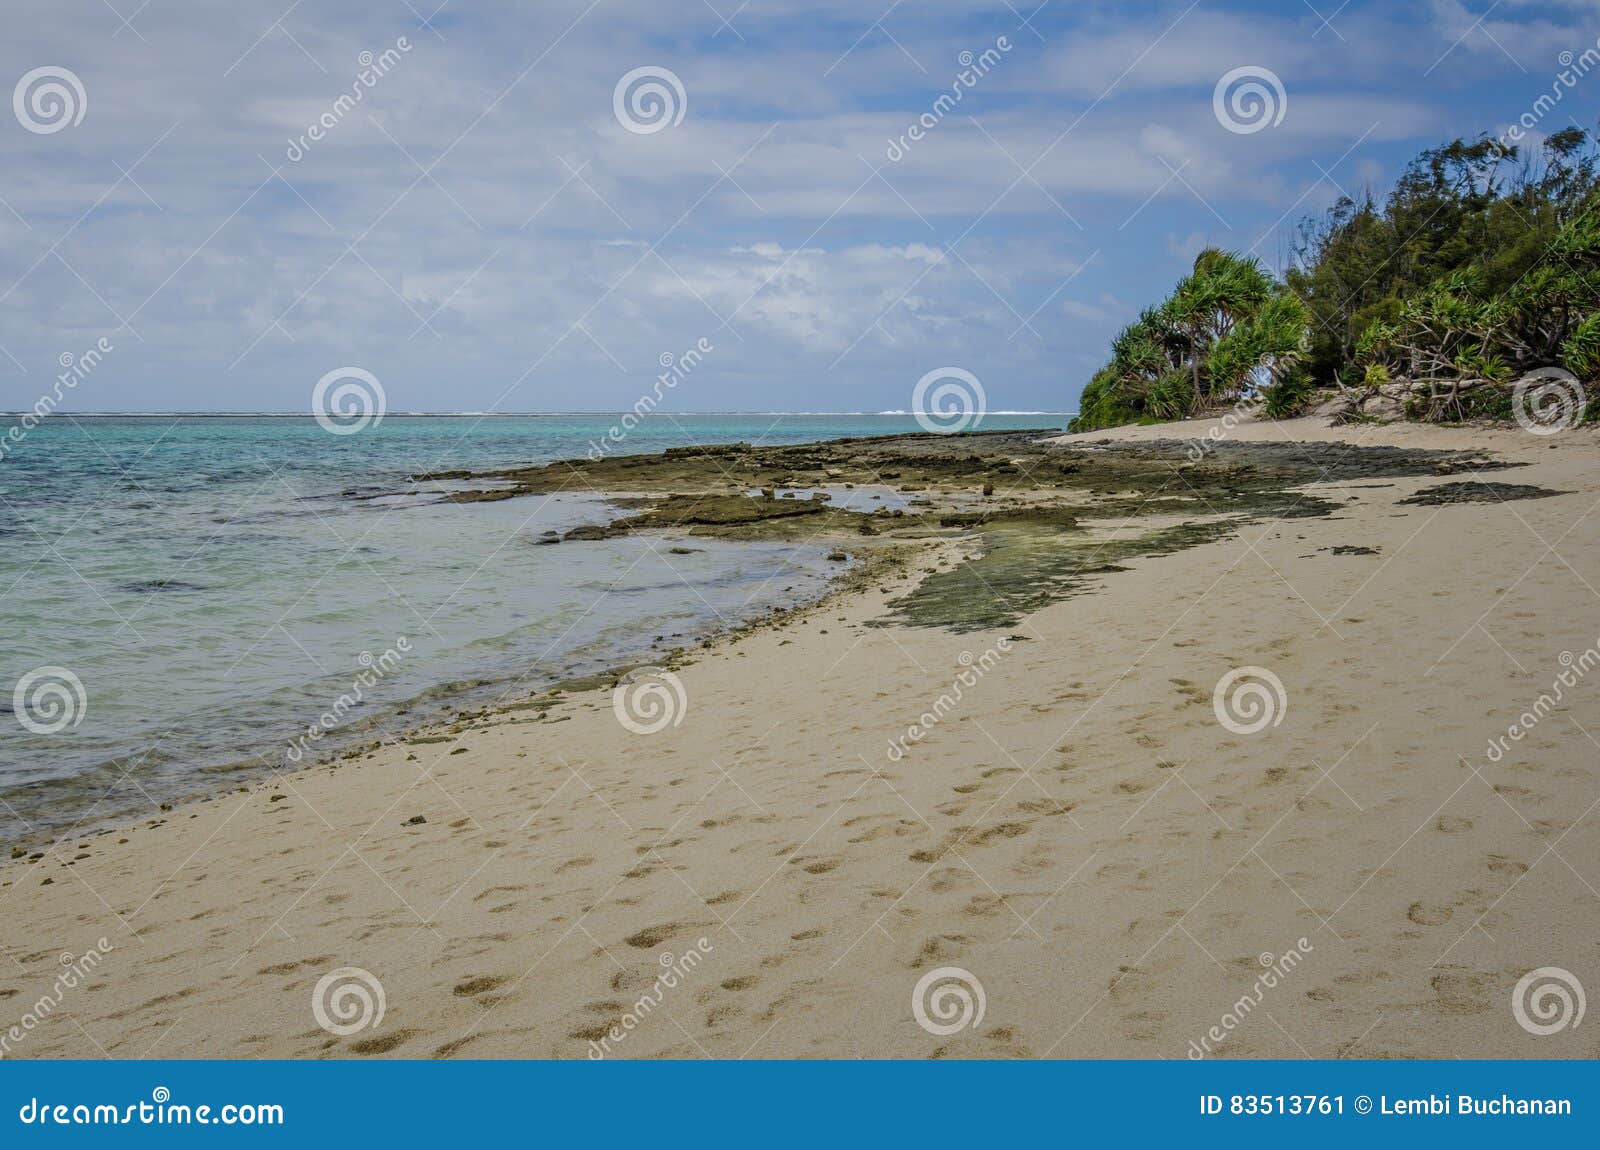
<box><xmin>1070</xmin><ymin>128</ymin><xmax>1600</xmax><ymax>431</ymax></box>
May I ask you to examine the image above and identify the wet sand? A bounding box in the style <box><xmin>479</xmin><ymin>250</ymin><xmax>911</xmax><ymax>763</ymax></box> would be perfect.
<box><xmin>3</xmin><ymin>414</ymin><xmax>1597</xmax><ymax>1059</ymax></box>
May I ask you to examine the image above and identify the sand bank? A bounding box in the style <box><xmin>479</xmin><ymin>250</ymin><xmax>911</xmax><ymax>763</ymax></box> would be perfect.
<box><xmin>4</xmin><ymin>416</ymin><xmax>1597</xmax><ymax>1059</ymax></box>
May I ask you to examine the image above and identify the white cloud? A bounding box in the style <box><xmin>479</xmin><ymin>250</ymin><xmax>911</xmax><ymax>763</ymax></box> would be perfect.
<box><xmin>0</xmin><ymin>0</ymin><xmax>1565</xmax><ymax>411</ymax></box>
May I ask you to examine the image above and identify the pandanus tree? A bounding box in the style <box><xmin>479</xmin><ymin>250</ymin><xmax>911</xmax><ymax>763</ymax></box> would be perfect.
<box><xmin>1070</xmin><ymin>249</ymin><xmax>1299</xmax><ymax>431</ymax></box>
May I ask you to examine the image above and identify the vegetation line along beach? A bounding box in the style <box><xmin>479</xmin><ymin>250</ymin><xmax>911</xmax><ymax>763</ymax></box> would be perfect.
<box><xmin>1073</xmin><ymin>132</ymin><xmax>1600</xmax><ymax>434</ymax></box>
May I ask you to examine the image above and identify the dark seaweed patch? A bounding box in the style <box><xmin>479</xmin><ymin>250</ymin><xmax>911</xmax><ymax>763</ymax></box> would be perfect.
<box><xmin>1399</xmin><ymin>481</ymin><xmax>1569</xmax><ymax>506</ymax></box>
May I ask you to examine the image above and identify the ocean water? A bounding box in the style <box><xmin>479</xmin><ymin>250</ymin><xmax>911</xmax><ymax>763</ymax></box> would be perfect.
<box><xmin>0</xmin><ymin>413</ymin><xmax>1065</xmax><ymax>841</ymax></box>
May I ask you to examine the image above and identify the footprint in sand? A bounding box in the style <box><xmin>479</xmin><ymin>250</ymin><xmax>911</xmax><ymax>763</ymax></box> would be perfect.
<box><xmin>1406</xmin><ymin>901</ymin><xmax>1453</xmax><ymax>926</ymax></box>
<box><xmin>963</xmin><ymin>894</ymin><xmax>1011</xmax><ymax>918</ymax></box>
<box><xmin>567</xmin><ymin>1001</ymin><xmax>625</xmax><ymax>1042</ymax></box>
<box><xmin>1429</xmin><ymin>970</ymin><xmax>1498</xmax><ymax>1016</ymax></box>
<box><xmin>452</xmin><ymin>974</ymin><xmax>509</xmax><ymax>1000</ymax></box>
<box><xmin>848</xmin><ymin>821</ymin><xmax>920</xmax><ymax>844</ymax></box>
<box><xmin>907</xmin><ymin>934</ymin><xmax>973</xmax><ymax>970</ymax></box>
<box><xmin>623</xmin><ymin>923</ymin><xmax>696</xmax><ymax>949</ymax></box>
<box><xmin>1485</xmin><ymin>854</ymin><xmax>1528</xmax><ymax>876</ymax></box>
<box><xmin>348</xmin><ymin>1029</ymin><xmax>416</xmax><ymax>1055</ymax></box>
<box><xmin>797</xmin><ymin>856</ymin><xmax>841</xmax><ymax>874</ymax></box>
<box><xmin>973</xmin><ymin>821</ymin><xmax>1029</xmax><ymax>845</ymax></box>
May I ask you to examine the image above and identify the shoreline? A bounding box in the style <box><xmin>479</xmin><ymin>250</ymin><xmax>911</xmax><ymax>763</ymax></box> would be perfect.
<box><xmin>4</xmin><ymin>415</ymin><xmax>1597</xmax><ymax>1059</ymax></box>
<box><xmin>0</xmin><ymin>533</ymin><xmax>858</xmax><ymax>854</ymax></box>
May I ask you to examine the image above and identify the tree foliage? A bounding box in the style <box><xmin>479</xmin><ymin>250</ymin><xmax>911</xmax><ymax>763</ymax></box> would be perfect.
<box><xmin>1069</xmin><ymin>250</ymin><xmax>1307</xmax><ymax>431</ymax></box>
<box><xmin>1072</xmin><ymin>128</ymin><xmax>1600</xmax><ymax>431</ymax></box>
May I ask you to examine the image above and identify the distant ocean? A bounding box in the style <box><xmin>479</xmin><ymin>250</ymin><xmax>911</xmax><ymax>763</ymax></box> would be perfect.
<box><xmin>0</xmin><ymin>413</ymin><xmax>1066</xmax><ymax>840</ymax></box>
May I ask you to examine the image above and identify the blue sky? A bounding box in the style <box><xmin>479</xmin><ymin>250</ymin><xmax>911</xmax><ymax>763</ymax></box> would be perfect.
<box><xmin>0</xmin><ymin>0</ymin><xmax>1594</xmax><ymax>414</ymax></box>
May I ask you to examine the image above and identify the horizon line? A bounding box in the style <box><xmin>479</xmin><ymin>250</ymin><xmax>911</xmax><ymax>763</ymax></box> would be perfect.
<box><xmin>4</xmin><ymin>410</ymin><xmax>1080</xmax><ymax>418</ymax></box>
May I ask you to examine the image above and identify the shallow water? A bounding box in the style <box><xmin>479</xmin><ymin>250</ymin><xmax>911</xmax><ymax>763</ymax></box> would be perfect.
<box><xmin>0</xmin><ymin>413</ymin><xmax>1064</xmax><ymax>841</ymax></box>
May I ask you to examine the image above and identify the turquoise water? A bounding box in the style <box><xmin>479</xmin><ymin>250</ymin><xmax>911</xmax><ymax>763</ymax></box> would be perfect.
<box><xmin>0</xmin><ymin>414</ymin><xmax>1065</xmax><ymax>841</ymax></box>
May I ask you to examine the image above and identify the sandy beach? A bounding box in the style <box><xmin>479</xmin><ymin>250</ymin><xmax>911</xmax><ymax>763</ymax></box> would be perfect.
<box><xmin>3</xmin><ymin>415</ymin><xmax>1597</xmax><ymax>1061</ymax></box>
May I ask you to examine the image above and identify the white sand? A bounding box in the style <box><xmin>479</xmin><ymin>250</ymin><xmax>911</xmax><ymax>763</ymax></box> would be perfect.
<box><xmin>4</xmin><ymin>416</ymin><xmax>1598</xmax><ymax>1060</ymax></box>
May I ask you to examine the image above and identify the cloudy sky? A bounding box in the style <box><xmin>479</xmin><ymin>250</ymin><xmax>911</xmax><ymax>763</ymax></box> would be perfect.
<box><xmin>0</xmin><ymin>0</ymin><xmax>1594</xmax><ymax>413</ymax></box>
